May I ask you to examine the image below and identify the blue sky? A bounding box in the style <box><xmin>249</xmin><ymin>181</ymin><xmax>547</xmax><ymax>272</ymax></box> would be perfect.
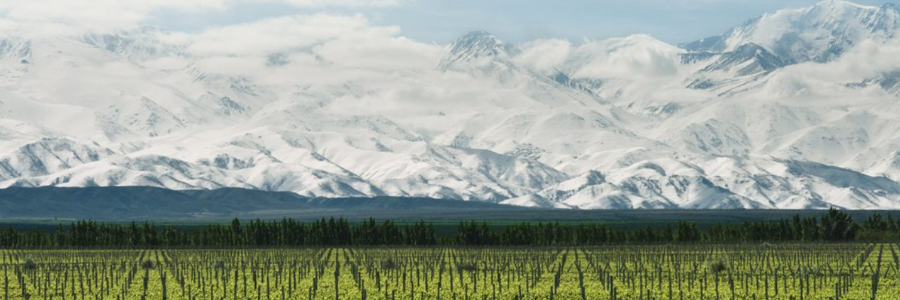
<box><xmin>152</xmin><ymin>0</ymin><xmax>898</xmax><ymax>44</ymax></box>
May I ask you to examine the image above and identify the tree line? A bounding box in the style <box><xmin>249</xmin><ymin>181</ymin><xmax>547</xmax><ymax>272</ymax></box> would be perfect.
<box><xmin>0</xmin><ymin>209</ymin><xmax>898</xmax><ymax>248</ymax></box>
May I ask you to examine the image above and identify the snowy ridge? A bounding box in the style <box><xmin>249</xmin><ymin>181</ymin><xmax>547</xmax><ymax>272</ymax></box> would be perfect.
<box><xmin>683</xmin><ymin>0</ymin><xmax>900</xmax><ymax>64</ymax></box>
<box><xmin>3</xmin><ymin>1</ymin><xmax>900</xmax><ymax>209</ymax></box>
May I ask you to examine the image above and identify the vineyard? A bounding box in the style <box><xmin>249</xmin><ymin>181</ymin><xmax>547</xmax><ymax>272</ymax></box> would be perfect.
<box><xmin>1</xmin><ymin>244</ymin><xmax>898</xmax><ymax>300</ymax></box>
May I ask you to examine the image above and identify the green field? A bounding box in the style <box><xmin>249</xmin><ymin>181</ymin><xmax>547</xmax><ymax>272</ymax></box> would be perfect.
<box><xmin>2</xmin><ymin>244</ymin><xmax>898</xmax><ymax>300</ymax></box>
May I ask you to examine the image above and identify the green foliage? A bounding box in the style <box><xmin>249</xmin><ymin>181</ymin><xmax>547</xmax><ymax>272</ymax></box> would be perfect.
<box><xmin>707</xmin><ymin>257</ymin><xmax>728</xmax><ymax>274</ymax></box>
<box><xmin>22</xmin><ymin>257</ymin><xmax>36</xmax><ymax>270</ymax></box>
<box><xmin>141</xmin><ymin>259</ymin><xmax>155</xmax><ymax>269</ymax></box>
<box><xmin>380</xmin><ymin>257</ymin><xmax>398</xmax><ymax>270</ymax></box>
<box><xmin>1</xmin><ymin>244</ymin><xmax>896</xmax><ymax>300</ymax></box>
<box><xmin>1</xmin><ymin>210</ymin><xmax>899</xmax><ymax>248</ymax></box>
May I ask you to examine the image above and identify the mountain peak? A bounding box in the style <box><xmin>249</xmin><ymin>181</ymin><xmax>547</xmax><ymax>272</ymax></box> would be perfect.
<box><xmin>457</xmin><ymin>30</ymin><xmax>496</xmax><ymax>40</ymax></box>
<box><xmin>683</xmin><ymin>0</ymin><xmax>900</xmax><ymax>64</ymax></box>
<box><xmin>452</xmin><ymin>31</ymin><xmax>504</xmax><ymax>48</ymax></box>
<box><xmin>439</xmin><ymin>31</ymin><xmax>514</xmax><ymax>70</ymax></box>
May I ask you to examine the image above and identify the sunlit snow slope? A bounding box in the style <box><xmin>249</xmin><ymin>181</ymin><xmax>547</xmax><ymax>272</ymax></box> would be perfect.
<box><xmin>3</xmin><ymin>1</ymin><xmax>900</xmax><ymax>209</ymax></box>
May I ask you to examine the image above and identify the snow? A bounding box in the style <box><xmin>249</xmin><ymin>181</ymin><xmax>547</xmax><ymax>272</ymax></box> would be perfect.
<box><xmin>2</xmin><ymin>1</ymin><xmax>900</xmax><ymax>209</ymax></box>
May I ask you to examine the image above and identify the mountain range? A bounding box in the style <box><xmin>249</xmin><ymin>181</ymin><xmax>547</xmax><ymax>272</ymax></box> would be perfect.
<box><xmin>3</xmin><ymin>0</ymin><xmax>900</xmax><ymax>210</ymax></box>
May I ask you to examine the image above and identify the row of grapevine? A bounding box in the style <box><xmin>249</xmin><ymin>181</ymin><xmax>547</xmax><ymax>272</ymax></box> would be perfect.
<box><xmin>0</xmin><ymin>244</ymin><xmax>897</xmax><ymax>299</ymax></box>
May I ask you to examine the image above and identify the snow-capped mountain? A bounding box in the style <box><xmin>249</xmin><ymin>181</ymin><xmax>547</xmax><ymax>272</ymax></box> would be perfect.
<box><xmin>439</xmin><ymin>31</ymin><xmax>516</xmax><ymax>71</ymax></box>
<box><xmin>3</xmin><ymin>0</ymin><xmax>900</xmax><ymax>210</ymax></box>
<box><xmin>686</xmin><ymin>43</ymin><xmax>787</xmax><ymax>95</ymax></box>
<box><xmin>683</xmin><ymin>0</ymin><xmax>900</xmax><ymax>64</ymax></box>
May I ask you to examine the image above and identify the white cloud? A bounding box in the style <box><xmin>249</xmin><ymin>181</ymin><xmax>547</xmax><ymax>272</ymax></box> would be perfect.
<box><xmin>312</xmin><ymin>35</ymin><xmax>442</xmax><ymax>69</ymax></box>
<box><xmin>171</xmin><ymin>12</ymin><xmax>442</xmax><ymax>87</ymax></box>
<box><xmin>187</xmin><ymin>14</ymin><xmax>399</xmax><ymax>56</ymax></box>
<box><xmin>514</xmin><ymin>39</ymin><xmax>572</xmax><ymax>74</ymax></box>
<box><xmin>571</xmin><ymin>35</ymin><xmax>682</xmax><ymax>80</ymax></box>
<box><xmin>0</xmin><ymin>0</ymin><xmax>228</xmax><ymax>33</ymax></box>
<box><xmin>513</xmin><ymin>35</ymin><xmax>683</xmax><ymax>80</ymax></box>
<box><xmin>0</xmin><ymin>0</ymin><xmax>405</xmax><ymax>34</ymax></box>
<box><xmin>755</xmin><ymin>39</ymin><xmax>900</xmax><ymax>98</ymax></box>
<box><xmin>0</xmin><ymin>0</ymin><xmax>432</xmax><ymax>79</ymax></box>
<box><xmin>0</xmin><ymin>18</ymin><xmax>16</xmax><ymax>32</ymax></box>
<box><xmin>252</xmin><ymin>0</ymin><xmax>405</xmax><ymax>7</ymax></box>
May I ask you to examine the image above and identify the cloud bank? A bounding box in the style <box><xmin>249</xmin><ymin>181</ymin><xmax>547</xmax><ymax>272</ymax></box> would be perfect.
<box><xmin>0</xmin><ymin>0</ymin><xmax>404</xmax><ymax>34</ymax></box>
